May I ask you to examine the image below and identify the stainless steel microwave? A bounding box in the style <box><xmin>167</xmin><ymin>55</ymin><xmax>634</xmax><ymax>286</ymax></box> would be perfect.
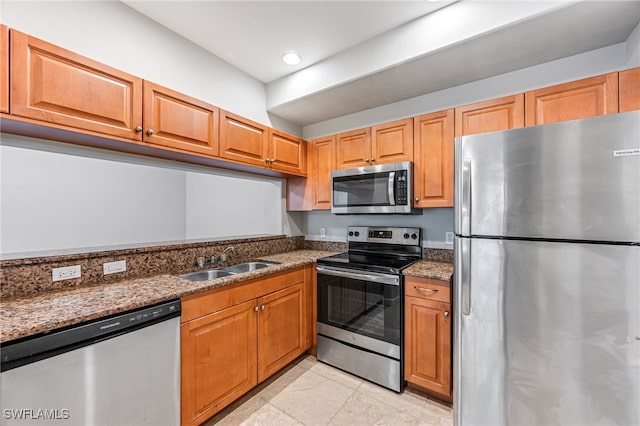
<box><xmin>331</xmin><ymin>161</ymin><xmax>414</xmax><ymax>214</ymax></box>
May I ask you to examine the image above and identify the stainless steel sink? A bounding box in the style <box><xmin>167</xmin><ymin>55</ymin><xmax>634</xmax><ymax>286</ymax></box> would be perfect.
<box><xmin>221</xmin><ymin>261</ymin><xmax>278</xmax><ymax>274</ymax></box>
<box><xmin>179</xmin><ymin>269</ymin><xmax>236</xmax><ymax>281</ymax></box>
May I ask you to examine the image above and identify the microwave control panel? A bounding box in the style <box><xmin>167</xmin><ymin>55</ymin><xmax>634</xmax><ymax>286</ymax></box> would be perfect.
<box><xmin>395</xmin><ymin>171</ymin><xmax>408</xmax><ymax>205</ymax></box>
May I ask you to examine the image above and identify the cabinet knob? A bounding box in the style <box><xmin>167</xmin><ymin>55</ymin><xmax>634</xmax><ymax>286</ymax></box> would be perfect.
<box><xmin>146</xmin><ymin>129</ymin><xmax>154</xmax><ymax>136</ymax></box>
<box><xmin>265</xmin><ymin>158</ymin><xmax>270</xmax><ymax>164</ymax></box>
<box><xmin>261</xmin><ymin>305</ymin><xmax>265</xmax><ymax>310</ymax></box>
<box><xmin>364</xmin><ymin>158</ymin><xmax>369</xmax><ymax>162</ymax></box>
<box><xmin>270</xmin><ymin>159</ymin><xmax>275</xmax><ymax>164</ymax></box>
<box><xmin>135</xmin><ymin>126</ymin><xmax>143</xmax><ymax>132</ymax></box>
<box><xmin>371</xmin><ymin>158</ymin><xmax>376</xmax><ymax>162</ymax></box>
<box><xmin>415</xmin><ymin>197</ymin><xmax>419</xmax><ymax>203</ymax></box>
<box><xmin>254</xmin><ymin>306</ymin><xmax>259</xmax><ymax>312</ymax></box>
<box><xmin>444</xmin><ymin>311</ymin><xmax>449</xmax><ymax>317</ymax></box>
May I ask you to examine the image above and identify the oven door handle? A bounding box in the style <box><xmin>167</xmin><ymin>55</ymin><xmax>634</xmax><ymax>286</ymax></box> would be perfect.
<box><xmin>316</xmin><ymin>265</ymin><xmax>400</xmax><ymax>286</ymax></box>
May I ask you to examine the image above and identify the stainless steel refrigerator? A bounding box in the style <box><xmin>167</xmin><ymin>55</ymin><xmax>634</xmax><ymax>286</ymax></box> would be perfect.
<box><xmin>453</xmin><ymin>111</ymin><xmax>640</xmax><ymax>426</ymax></box>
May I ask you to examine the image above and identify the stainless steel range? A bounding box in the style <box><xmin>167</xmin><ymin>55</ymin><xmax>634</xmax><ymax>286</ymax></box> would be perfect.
<box><xmin>316</xmin><ymin>226</ymin><xmax>421</xmax><ymax>392</ymax></box>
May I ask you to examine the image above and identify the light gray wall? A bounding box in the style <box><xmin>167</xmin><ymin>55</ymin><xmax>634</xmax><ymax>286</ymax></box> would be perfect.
<box><xmin>0</xmin><ymin>0</ymin><xmax>303</xmax><ymax>255</ymax></box>
<box><xmin>305</xmin><ymin>209</ymin><xmax>454</xmax><ymax>249</ymax></box>
<box><xmin>0</xmin><ymin>134</ymin><xmax>291</xmax><ymax>254</ymax></box>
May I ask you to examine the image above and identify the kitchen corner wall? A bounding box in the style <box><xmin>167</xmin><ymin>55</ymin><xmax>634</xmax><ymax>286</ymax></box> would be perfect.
<box><xmin>0</xmin><ymin>1</ymin><xmax>303</xmax><ymax>255</ymax></box>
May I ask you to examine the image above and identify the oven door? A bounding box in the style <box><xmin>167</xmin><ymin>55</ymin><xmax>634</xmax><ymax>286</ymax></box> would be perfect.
<box><xmin>316</xmin><ymin>265</ymin><xmax>402</xmax><ymax>359</ymax></box>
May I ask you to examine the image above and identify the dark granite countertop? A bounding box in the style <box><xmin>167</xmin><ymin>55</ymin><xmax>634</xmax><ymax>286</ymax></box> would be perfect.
<box><xmin>1</xmin><ymin>250</ymin><xmax>454</xmax><ymax>343</ymax></box>
<box><xmin>403</xmin><ymin>260</ymin><xmax>454</xmax><ymax>282</ymax></box>
<box><xmin>0</xmin><ymin>250</ymin><xmax>335</xmax><ymax>343</ymax></box>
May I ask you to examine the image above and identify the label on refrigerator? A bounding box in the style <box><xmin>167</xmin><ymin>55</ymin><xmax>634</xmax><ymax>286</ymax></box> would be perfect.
<box><xmin>613</xmin><ymin>148</ymin><xmax>640</xmax><ymax>157</ymax></box>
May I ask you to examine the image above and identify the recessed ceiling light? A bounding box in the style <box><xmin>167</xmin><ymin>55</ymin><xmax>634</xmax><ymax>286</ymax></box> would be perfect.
<box><xmin>282</xmin><ymin>52</ymin><xmax>301</xmax><ymax>66</ymax></box>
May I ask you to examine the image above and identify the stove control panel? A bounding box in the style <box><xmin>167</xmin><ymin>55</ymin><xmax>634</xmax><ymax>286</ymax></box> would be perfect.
<box><xmin>347</xmin><ymin>226</ymin><xmax>421</xmax><ymax>246</ymax></box>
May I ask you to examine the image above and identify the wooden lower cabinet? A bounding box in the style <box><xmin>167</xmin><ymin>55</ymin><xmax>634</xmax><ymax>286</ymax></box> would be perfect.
<box><xmin>181</xmin><ymin>300</ymin><xmax>257</xmax><ymax>426</ymax></box>
<box><xmin>257</xmin><ymin>283</ymin><xmax>305</xmax><ymax>382</ymax></box>
<box><xmin>180</xmin><ymin>266</ymin><xmax>311</xmax><ymax>426</ymax></box>
<box><xmin>404</xmin><ymin>277</ymin><xmax>452</xmax><ymax>401</ymax></box>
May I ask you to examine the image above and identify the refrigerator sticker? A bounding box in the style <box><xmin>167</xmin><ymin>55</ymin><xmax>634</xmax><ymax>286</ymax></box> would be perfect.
<box><xmin>613</xmin><ymin>148</ymin><xmax>640</xmax><ymax>157</ymax></box>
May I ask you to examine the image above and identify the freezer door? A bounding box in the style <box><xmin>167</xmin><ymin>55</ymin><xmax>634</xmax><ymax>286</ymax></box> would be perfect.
<box><xmin>454</xmin><ymin>237</ymin><xmax>640</xmax><ymax>426</ymax></box>
<box><xmin>454</xmin><ymin>111</ymin><xmax>640</xmax><ymax>242</ymax></box>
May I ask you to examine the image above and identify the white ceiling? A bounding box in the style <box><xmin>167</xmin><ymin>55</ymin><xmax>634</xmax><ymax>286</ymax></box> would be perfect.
<box><xmin>122</xmin><ymin>1</ymin><xmax>640</xmax><ymax>126</ymax></box>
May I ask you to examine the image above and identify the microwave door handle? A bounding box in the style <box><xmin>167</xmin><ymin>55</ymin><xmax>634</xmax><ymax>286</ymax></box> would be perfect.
<box><xmin>388</xmin><ymin>171</ymin><xmax>396</xmax><ymax>205</ymax></box>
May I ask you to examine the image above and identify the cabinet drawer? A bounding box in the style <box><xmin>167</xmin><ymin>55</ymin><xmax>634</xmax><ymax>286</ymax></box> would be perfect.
<box><xmin>405</xmin><ymin>276</ymin><xmax>450</xmax><ymax>303</ymax></box>
<box><xmin>181</xmin><ymin>267</ymin><xmax>305</xmax><ymax>323</ymax></box>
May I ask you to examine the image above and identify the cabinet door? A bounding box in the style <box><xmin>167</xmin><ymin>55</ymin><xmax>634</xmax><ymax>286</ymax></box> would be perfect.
<box><xmin>404</xmin><ymin>296</ymin><xmax>451</xmax><ymax>399</ymax></box>
<box><xmin>371</xmin><ymin>118</ymin><xmax>413</xmax><ymax>164</ymax></box>
<box><xmin>268</xmin><ymin>129</ymin><xmax>306</xmax><ymax>175</ymax></box>
<box><xmin>219</xmin><ymin>110</ymin><xmax>268</xmax><ymax>167</ymax></box>
<box><xmin>455</xmin><ymin>94</ymin><xmax>524</xmax><ymax>137</ymax></box>
<box><xmin>181</xmin><ymin>300</ymin><xmax>257</xmax><ymax>426</ymax></box>
<box><xmin>10</xmin><ymin>30</ymin><xmax>143</xmax><ymax>140</ymax></box>
<box><xmin>1</xmin><ymin>25</ymin><xmax>8</xmax><ymax>113</ymax></box>
<box><xmin>620</xmin><ymin>67</ymin><xmax>640</xmax><ymax>113</ymax></box>
<box><xmin>413</xmin><ymin>110</ymin><xmax>454</xmax><ymax>208</ymax></box>
<box><xmin>525</xmin><ymin>73</ymin><xmax>618</xmax><ymax>125</ymax></box>
<box><xmin>336</xmin><ymin>127</ymin><xmax>371</xmax><ymax>169</ymax></box>
<box><xmin>311</xmin><ymin>135</ymin><xmax>336</xmax><ymax>209</ymax></box>
<box><xmin>143</xmin><ymin>81</ymin><xmax>218</xmax><ymax>156</ymax></box>
<box><xmin>257</xmin><ymin>283</ymin><xmax>306</xmax><ymax>383</ymax></box>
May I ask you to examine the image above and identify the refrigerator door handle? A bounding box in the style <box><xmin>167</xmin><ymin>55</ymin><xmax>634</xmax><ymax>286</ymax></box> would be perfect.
<box><xmin>457</xmin><ymin>237</ymin><xmax>471</xmax><ymax>316</ymax></box>
<box><xmin>460</xmin><ymin>159</ymin><xmax>472</xmax><ymax>236</ymax></box>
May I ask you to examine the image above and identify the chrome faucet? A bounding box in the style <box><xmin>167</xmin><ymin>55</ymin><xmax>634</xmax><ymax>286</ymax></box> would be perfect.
<box><xmin>196</xmin><ymin>245</ymin><xmax>235</xmax><ymax>267</ymax></box>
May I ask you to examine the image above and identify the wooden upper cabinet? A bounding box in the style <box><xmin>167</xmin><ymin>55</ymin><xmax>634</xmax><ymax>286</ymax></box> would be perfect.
<box><xmin>371</xmin><ymin>118</ymin><xmax>414</xmax><ymax>164</ymax></box>
<box><xmin>336</xmin><ymin>127</ymin><xmax>371</xmax><ymax>169</ymax></box>
<box><xmin>219</xmin><ymin>110</ymin><xmax>268</xmax><ymax>167</ymax></box>
<box><xmin>10</xmin><ymin>30</ymin><xmax>143</xmax><ymax>140</ymax></box>
<box><xmin>1</xmin><ymin>25</ymin><xmax>9</xmax><ymax>114</ymax></box>
<box><xmin>143</xmin><ymin>81</ymin><xmax>218</xmax><ymax>156</ymax></box>
<box><xmin>525</xmin><ymin>73</ymin><xmax>618</xmax><ymax>126</ymax></box>
<box><xmin>620</xmin><ymin>67</ymin><xmax>640</xmax><ymax>113</ymax></box>
<box><xmin>311</xmin><ymin>136</ymin><xmax>336</xmax><ymax>209</ymax></box>
<box><xmin>285</xmin><ymin>135</ymin><xmax>335</xmax><ymax>211</ymax></box>
<box><xmin>455</xmin><ymin>94</ymin><xmax>524</xmax><ymax>137</ymax></box>
<box><xmin>268</xmin><ymin>129</ymin><xmax>306</xmax><ymax>175</ymax></box>
<box><xmin>257</xmin><ymin>283</ymin><xmax>306</xmax><ymax>383</ymax></box>
<box><xmin>181</xmin><ymin>299</ymin><xmax>258</xmax><ymax>426</ymax></box>
<box><xmin>413</xmin><ymin>109</ymin><xmax>454</xmax><ymax>208</ymax></box>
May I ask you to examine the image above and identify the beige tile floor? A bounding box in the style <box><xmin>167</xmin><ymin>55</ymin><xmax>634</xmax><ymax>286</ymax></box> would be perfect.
<box><xmin>204</xmin><ymin>355</ymin><xmax>453</xmax><ymax>426</ymax></box>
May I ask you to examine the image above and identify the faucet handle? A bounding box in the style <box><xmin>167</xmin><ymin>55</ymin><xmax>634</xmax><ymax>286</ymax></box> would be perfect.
<box><xmin>197</xmin><ymin>257</ymin><xmax>205</xmax><ymax>267</ymax></box>
<box><xmin>219</xmin><ymin>253</ymin><xmax>228</xmax><ymax>262</ymax></box>
<box><xmin>210</xmin><ymin>255</ymin><xmax>217</xmax><ymax>264</ymax></box>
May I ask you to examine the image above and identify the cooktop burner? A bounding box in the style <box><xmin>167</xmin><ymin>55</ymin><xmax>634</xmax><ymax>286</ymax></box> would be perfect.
<box><xmin>316</xmin><ymin>226</ymin><xmax>422</xmax><ymax>275</ymax></box>
<box><xmin>317</xmin><ymin>251</ymin><xmax>420</xmax><ymax>274</ymax></box>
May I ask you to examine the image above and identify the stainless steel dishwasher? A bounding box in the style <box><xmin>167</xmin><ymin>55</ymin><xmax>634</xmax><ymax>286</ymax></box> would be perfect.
<box><xmin>0</xmin><ymin>299</ymin><xmax>181</xmax><ymax>426</ymax></box>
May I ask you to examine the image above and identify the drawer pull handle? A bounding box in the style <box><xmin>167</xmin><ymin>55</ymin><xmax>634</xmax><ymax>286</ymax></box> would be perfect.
<box><xmin>414</xmin><ymin>287</ymin><xmax>438</xmax><ymax>294</ymax></box>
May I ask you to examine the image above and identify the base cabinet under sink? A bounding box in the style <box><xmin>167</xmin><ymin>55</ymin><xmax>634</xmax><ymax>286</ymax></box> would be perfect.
<box><xmin>179</xmin><ymin>266</ymin><xmax>313</xmax><ymax>426</ymax></box>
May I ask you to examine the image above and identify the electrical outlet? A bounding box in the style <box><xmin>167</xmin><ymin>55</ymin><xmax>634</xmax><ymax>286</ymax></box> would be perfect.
<box><xmin>320</xmin><ymin>227</ymin><xmax>326</xmax><ymax>238</ymax></box>
<box><xmin>103</xmin><ymin>260</ymin><xmax>127</xmax><ymax>275</ymax></box>
<box><xmin>445</xmin><ymin>232</ymin><xmax>454</xmax><ymax>245</ymax></box>
<box><xmin>52</xmin><ymin>265</ymin><xmax>81</xmax><ymax>282</ymax></box>
<box><xmin>284</xmin><ymin>224</ymin><xmax>290</xmax><ymax>235</ymax></box>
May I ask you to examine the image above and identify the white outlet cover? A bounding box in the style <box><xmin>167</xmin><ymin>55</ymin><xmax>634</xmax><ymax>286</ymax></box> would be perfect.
<box><xmin>103</xmin><ymin>260</ymin><xmax>127</xmax><ymax>275</ymax></box>
<box><xmin>320</xmin><ymin>228</ymin><xmax>326</xmax><ymax>238</ymax></box>
<box><xmin>52</xmin><ymin>265</ymin><xmax>81</xmax><ymax>282</ymax></box>
<box><xmin>445</xmin><ymin>232</ymin><xmax>454</xmax><ymax>245</ymax></box>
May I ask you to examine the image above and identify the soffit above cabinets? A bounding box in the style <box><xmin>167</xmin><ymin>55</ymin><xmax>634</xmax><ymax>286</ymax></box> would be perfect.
<box><xmin>123</xmin><ymin>1</ymin><xmax>640</xmax><ymax>126</ymax></box>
